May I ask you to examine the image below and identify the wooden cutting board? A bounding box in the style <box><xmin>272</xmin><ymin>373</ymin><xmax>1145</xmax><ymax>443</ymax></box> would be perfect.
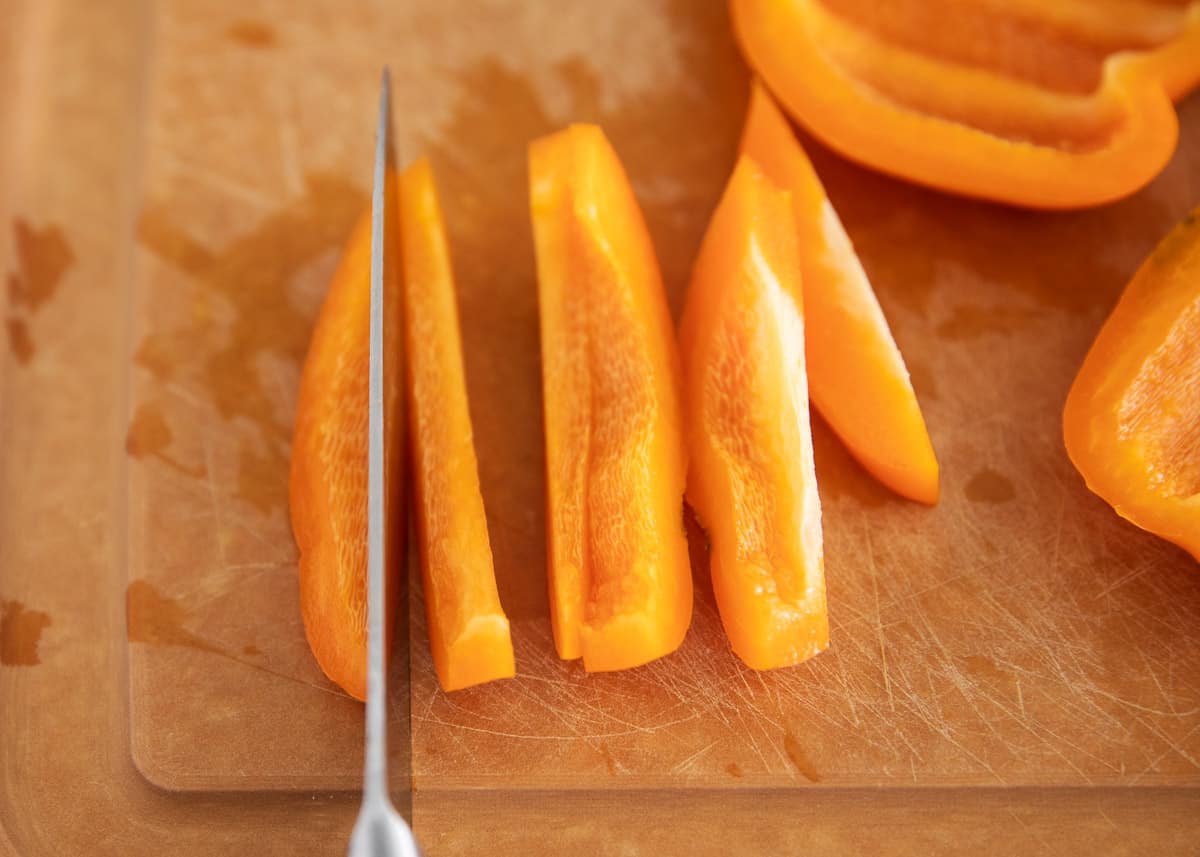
<box><xmin>124</xmin><ymin>0</ymin><xmax>1200</xmax><ymax>793</ymax></box>
<box><xmin>3</xmin><ymin>0</ymin><xmax>1200</xmax><ymax>854</ymax></box>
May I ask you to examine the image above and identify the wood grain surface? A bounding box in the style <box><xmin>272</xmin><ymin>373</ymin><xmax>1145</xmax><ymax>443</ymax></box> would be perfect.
<box><xmin>2</xmin><ymin>0</ymin><xmax>1199</xmax><ymax>854</ymax></box>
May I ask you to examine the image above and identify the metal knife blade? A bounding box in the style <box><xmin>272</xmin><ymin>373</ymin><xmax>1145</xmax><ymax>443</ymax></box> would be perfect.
<box><xmin>347</xmin><ymin>68</ymin><xmax>421</xmax><ymax>857</ymax></box>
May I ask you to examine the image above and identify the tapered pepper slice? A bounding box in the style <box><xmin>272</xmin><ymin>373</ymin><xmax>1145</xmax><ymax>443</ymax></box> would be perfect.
<box><xmin>680</xmin><ymin>156</ymin><xmax>828</xmax><ymax>670</ymax></box>
<box><xmin>529</xmin><ymin>124</ymin><xmax>692</xmax><ymax>671</ymax></box>
<box><xmin>1064</xmin><ymin>207</ymin><xmax>1200</xmax><ymax>561</ymax></box>
<box><xmin>400</xmin><ymin>158</ymin><xmax>515</xmax><ymax>691</ymax></box>
<box><xmin>731</xmin><ymin>0</ymin><xmax>1200</xmax><ymax>208</ymax></box>
<box><xmin>740</xmin><ymin>82</ymin><xmax>938</xmax><ymax>504</ymax></box>
<box><xmin>290</xmin><ymin>181</ymin><xmax>404</xmax><ymax>701</ymax></box>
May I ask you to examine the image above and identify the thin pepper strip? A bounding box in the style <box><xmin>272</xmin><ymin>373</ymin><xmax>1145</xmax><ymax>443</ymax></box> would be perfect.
<box><xmin>1064</xmin><ymin>207</ymin><xmax>1200</xmax><ymax>561</ymax></box>
<box><xmin>529</xmin><ymin>124</ymin><xmax>692</xmax><ymax>671</ymax></box>
<box><xmin>731</xmin><ymin>0</ymin><xmax>1200</xmax><ymax>208</ymax></box>
<box><xmin>289</xmin><ymin>176</ymin><xmax>404</xmax><ymax>701</ymax></box>
<box><xmin>740</xmin><ymin>82</ymin><xmax>938</xmax><ymax>504</ymax></box>
<box><xmin>680</xmin><ymin>156</ymin><xmax>827</xmax><ymax>670</ymax></box>
<box><xmin>400</xmin><ymin>158</ymin><xmax>515</xmax><ymax>691</ymax></box>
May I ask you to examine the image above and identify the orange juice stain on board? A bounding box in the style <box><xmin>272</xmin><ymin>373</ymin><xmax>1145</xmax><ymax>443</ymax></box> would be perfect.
<box><xmin>6</xmin><ymin>218</ymin><xmax>75</xmax><ymax>367</ymax></box>
<box><xmin>1</xmin><ymin>600</ymin><xmax>51</xmax><ymax>666</ymax></box>
<box><xmin>135</xmin><ymin>175</ymin><xmax>365</xmax><ymax>514</ymax></box>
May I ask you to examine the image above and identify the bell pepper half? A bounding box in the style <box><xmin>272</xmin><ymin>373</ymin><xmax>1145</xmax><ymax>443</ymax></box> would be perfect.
<box><xmin>732</xmin><ymin>0</ymin><xmax>1200</xmax><ymax>208</ymax></box>
<box><xmin>1064</xmin><ymin>206</ymin><xmax>1200</xmax><ymax>561</ymax></box>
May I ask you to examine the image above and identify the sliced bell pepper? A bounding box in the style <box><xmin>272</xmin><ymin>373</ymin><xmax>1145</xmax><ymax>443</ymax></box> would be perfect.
<box><xmin>1064</xmin><ymin>207</ymin><xmax>1200</xmax><ymax>561</ymax></box>
<box><xmin>400</xmin><ymin>158</ymin><xmax>515</xmax><ymax>691</ymax></box>
<box><xmin>740</xmin><ymin>81</ymin><xmax>938</xmax><ymax>504</ymax></box>
<box><xmin>528</xmin><ymin>124</ymin><xmax>692</xmax><ymax>671</ymax></box>
<box><xmin>289</xmin><ymin>178</ymin><xmax>404</xmax><ymax>701</ymax></box>
<box><xmin>731</xmin><ymin>0</ymin><xmax>1200</xmax><ymax>208</ymax></box>
<box><xmin>679</xmin><ymin>155</ymin><xmax>828</xmax><ymax>671</ymax></box>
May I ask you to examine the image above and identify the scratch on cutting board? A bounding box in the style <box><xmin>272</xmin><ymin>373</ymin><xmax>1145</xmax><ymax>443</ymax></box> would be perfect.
<box><xmin>201</xmin><ymin>437</ymin><xmax>230</xmax><ymax>571</ymax></box>
<box><xmin>972</xmin><ymin>666</ymin><xmax>1117</xmax><ymax>777</ymax></box>
<box><xmin>416</xmin><ymin>715</ymin><xmax>656</xmax><ymax>742</ymax></box>
<box><xmin>865</xmin><ymin>529</ymin><xmax>895</xmax><ymax>713</ymax></box>
<box><xmin>1086</xmin><ymin>685</ymin><xmax>1199</xmax><ymax>718</ymax></box>
<box><xmin>1049</xmin><ymin>485</ymin><xmax>1067</xmax><ymax>571</ymax></box>
<box><xmin>670</xmin><ymin>740</ymin><xmax>717</xmax><ymax>775</ymax></box>
<box><xmin>1094</xmin><ymin>804</ymin><xmax>1121</xmax><ymax>832</ymax></box>
<box><xmin>833</xmin><ymin>648</ymin><xmax>862</xmax><ymax>727</ymax></box>
<box><xmin>1134</xmin><ymin>721</ymin><xmax>1200</xmax><ymax>782</ymax></box>
<box><xmin>1138</xmin><ymin>645</ymin><xmax>1174</xmax><ymax>712</ymax></box>
<box><xmin>1004</xmin><ymin>808</ymin><xmax>1055</xmax><ymax>852</ymax></box>
<box><xmin>1093</xmin><ymin>559</ymin><xmax>1158</xmax><ymax>599</ymax></box>
<box><xmin>910</xmin><ymin>609</ymin><xmax>1007</xmax><ymax>782</ymax></box>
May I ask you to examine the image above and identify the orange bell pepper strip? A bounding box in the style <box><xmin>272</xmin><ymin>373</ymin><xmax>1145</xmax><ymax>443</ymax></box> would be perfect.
<box><xmin>528</xmin><ymin>124</ymin><xmax>692</xmax><ymax>671</ymax></box>
<box><xmin>740</xmin><ymin>82</ymin><xmax>938</xmax><ymax>504</ymax></box>
<box><xmin>731</xmin><ymin>0</ymin><xmax>1200</xmax><ymax>208</ymax></box>
<box><xmin>679</xmin><ymin>156</ymin><xmax>827</xmax><ymax>670</ymax></box>
<box><xmin>1064</xmin><ymin>207</ymin><xmax>1200</xmax><ymax>561</ymax></box>
<box><xmin>289</xmin><ymin>179</ymin><xmax>404</xmax><ymax>701</ymax></box>
<box><xmin>400</xmin><ymin>158</ymin><xmax>515</xmax><ymax>691</ymax></box>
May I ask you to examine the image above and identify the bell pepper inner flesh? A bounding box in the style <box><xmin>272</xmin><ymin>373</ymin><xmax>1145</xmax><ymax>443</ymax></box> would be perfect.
<box><xmin>529</xmin><ymin>124</ymin><xmax>692</xmax><ymax>672</ymax></box>
<box><xmin>680</xmin><ymin>155</ymin><xmax>827</xmax><ymax>671</ymax></box>
<box><xmin>400</xmin><ymin>158</ymin><xmax>515</xmax><ymax>692</ymax></box>
<box><xmin>740</xmin><ymin>82</ymin><xmax>938</xmax><ymax>504</ymax></box>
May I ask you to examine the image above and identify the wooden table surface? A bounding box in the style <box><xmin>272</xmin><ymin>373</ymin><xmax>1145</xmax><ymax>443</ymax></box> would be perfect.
<box><xmin>2</xmin><ymin>1</ymin><xmax>1200</xmax><ymax>854</ymax></box>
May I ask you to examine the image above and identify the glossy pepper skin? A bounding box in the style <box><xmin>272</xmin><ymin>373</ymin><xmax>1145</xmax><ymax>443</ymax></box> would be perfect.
<box><xmin>400</xmin><ymin>158</ymin><xmax>515</xmax><ymax>691</ymax></box>
<box><xmin>529</xmin><ymin>124</ymin><xmax>693</xmax><ymax>672</ymax></box>
<box><xmin>289</xmin><ymin>179</ymin><xmax>404</xmax><ymax>702</ymax></box>
<box><xmin>731</xmin><ymin>0</ymin><xmax>1200</xmax><ymax>208</ymax></box>
<box><xmin>680</xmin><ymin>156</ymin><xmax>827</xmax><ymax>671</ymax></box>
<box><xmin>1064</xmin><ymin>207</ymin><xmax>1200</xmax><ymax>562</ymax></box>
<box><xmin>740</xmin><ymin>81</ymin><xmax>937</xmax><ymax>504</ymax></box>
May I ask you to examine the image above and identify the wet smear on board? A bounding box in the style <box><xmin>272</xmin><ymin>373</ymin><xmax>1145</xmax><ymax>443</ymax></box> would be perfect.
<box><xmin>235</xmin><ymin>443</ymin><xmax>287</xmax><ymax>516</ymax></box>
<box><xmin>1</xmin><ymin>600</ymin><xmax>52</xmax><ymax>666</ymax></box>
<box><xmin>9</xmin><ymin>219</ymin><xmax>73</xmax><ymax>310</ymax></box>
<box><xmin>783</xmin><ymin>732</ymin><xmax>822</xmax><ymax>783</ymax></box>
<box><xmin>126</xmin><ymin>580</ymin><xmax>350</xmax><ymax>696</ymax></box>
<box><xmin>5</xmin><ymin>219</ymin><xmax>75</xmax><ymax>367</ymax></box>
<box><xmin>126</xmin><ymin>580</ymin><xmax>225</xmax><ymax>655</ymax></box>
<box><xmin>125</xmin><ymin>402</ymin><xmax>207</xmax><ymax>478</ymax></box>
<box><xmin>6</xmin><ymin>318</ymin><xmax>33</xmax><ymax>364</ymax></box>
<box><xmin>134</xmin><ymin>173</ymin><xmax>364</xmax><ymax>513</ymax></box>
<box><xmin>226</xmin><ymin>19</ymin><xmax>276</xmax><ymax>49</ymax></box>
<box><xmin>965</xmin><ymin>468</ymin><xmax>1016</xmax><ymax>503</ymax></box>
<box><xmin>133</xmin><ymin>333</ymin><xmax>177</xmax><ymax>382</ymax></box>
<box><xmin>906</xmin><ymin>359</ymin><xmax>939</xmax><ymax>402</ymax></box>
<box><xmin>936</xmin><ymin>304</ymin><xmax>1039</xmax><ymax>341</ymax></box>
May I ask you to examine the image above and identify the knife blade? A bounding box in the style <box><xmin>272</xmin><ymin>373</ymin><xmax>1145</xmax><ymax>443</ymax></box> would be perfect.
<box><xmin>347</xmin><ymin>67</ymin><xmax>421</xmax><ymax>857</ymax></box>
